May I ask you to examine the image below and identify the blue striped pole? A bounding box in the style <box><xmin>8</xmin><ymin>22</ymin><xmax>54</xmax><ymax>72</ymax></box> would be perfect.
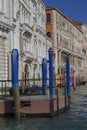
<box><xmin>66</xmin><ymin>57</ymin><xmax>70</xmax><ymax>95</ymax></box>
<box><xmin>48</xmin><ymin>48</ymin><xmax>54</xmax><ymax>96</ymax></box>
<box><xmin>42</xmin><ymin>58</ymin><xmax>47</xmax><ymax>95</ymax></box>
<box><xmin>12</xmin><ymin>49</ymin><xmax>19</xmax><ymax>87</ymax></box>
<box><xmin>11</xmin><ymin>49</ymin><xmax>20</xmax><ymax>119</ymax></box>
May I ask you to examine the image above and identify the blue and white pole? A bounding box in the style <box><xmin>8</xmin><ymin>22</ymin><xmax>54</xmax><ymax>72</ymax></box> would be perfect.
<box><xmin>11</xmin><ymin>49</ymin><xmax>20</xmax><ymax>119</ymax></box>
<box><xmin>66</xmin><ymin>57</ymin><xmax>70</xmax><ymax>95</ymax></box>
<box><xmin>42</xmin><ymin>58</ymin><xmax>47</xmax><ymax>95</ymax></box>
<box><xmin>48</xmin><ymin>47</ymin><xmax>54</xmax><ymax>96</ymax></box>
<box><xmin>12</xmin><ymin>49</ymin><xmax>19</xmax><ymax>87</ymax></box>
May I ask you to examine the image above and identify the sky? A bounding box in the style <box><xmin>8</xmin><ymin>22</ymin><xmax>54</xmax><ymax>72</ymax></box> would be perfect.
<box><xmin>43</xmin><ymin>0</ymin><xmax>87</xmax><ymax>25</ymax></box>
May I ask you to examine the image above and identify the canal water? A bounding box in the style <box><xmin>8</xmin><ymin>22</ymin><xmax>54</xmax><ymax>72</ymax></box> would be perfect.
<box><xmin>0</xmin><ymin>85</ymin><xmax>87</xmax><ymax>130</ymax></box>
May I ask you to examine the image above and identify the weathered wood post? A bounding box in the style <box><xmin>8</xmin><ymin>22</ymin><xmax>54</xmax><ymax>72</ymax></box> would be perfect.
<box><xmin>11</xmin><ymin>49</ymin><xmax>20</xmax><ymax>119</ymax></box>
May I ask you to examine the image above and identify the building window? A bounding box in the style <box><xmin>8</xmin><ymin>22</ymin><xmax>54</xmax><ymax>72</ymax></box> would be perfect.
<box><xmin>46</xmin><ymin>13</ymin><xmax>51</xmax><ymax>23</ymax></box>
<box><xmin>46</xmin><ymin>32</ymin><xmax>51</xmax><ymax>38</ymax></box>
<box><xmin>61</xmin><ymin>68</ymin><xmax>65</xmax><ymax>75</ymax></box>
<box><xmin>20</xmin><ymin>32</ymin><xmax>23</xmax><ymax>53</ymax></box>
<box><xmin>0</xmin><ymin>0</ymin><xmax>4</xmax><ymax>12</ymax></box>
<box><xmin>58</xmin><ymin>68</ymin><xmax>60</xmax><ymax>74</ymax></box>
<box><xmin>57</xmin><ymin>33</ymin><xmax>59</xmax><ymax>46</ymax></box>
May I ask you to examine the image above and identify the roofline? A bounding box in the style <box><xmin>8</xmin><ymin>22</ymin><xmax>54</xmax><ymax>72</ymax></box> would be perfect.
<box><xmin>46</xmin><ymin>7</ymin><xmax>83</xmax><ymax>34</ymax></box>
<box><xmin>40</xmin><ymin>0</ymin><xmax>46</xmax><ymax>8</ymax></box>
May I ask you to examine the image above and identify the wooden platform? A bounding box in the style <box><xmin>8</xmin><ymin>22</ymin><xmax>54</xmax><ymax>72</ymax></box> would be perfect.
<box><xmin>0</xmin><ymin>95</ymin><xmax>69</xmax><ymax>117</ymax></box>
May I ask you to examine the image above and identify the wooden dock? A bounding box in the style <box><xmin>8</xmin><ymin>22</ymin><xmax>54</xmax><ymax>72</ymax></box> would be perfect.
<box><xmin>0</xmin><ymin>95</ymin><xmax>69</xmax><ymax>117</ymax></box>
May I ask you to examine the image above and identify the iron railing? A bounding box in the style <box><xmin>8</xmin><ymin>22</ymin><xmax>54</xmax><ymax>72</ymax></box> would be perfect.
<box><xmin>0</xmin><ymin>77</ymin><xmax>67</xmax><ymax>98</ymax></box>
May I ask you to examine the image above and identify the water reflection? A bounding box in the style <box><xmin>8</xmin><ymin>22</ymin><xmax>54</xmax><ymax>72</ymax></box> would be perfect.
<box><xmin>0</xmin><ymin>85</ymin><xmax>87</xmax><ymax>130</ymax></box>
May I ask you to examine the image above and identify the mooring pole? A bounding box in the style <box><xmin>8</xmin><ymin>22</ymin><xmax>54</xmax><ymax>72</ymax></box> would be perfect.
<box><xmin>66</xmin><ymin>57</ymin><xmax>70</xmax><ymax>95</ymax></box>
<box><xmin>48</xmin><ymin>48</ymin><xmax>54</xmax><ymax>117</ymax></box>
<box><xmin>48</xmin><ymin>48</ymin><xmax>54</xmax><ymax>96</ymax></box>
<box><xmin>11</xmin><ymin>49</ymin><xmax>20</xmax><ymax>119</ymax></box>
<box><xmin>66</xmin><ymin>57</ymin><xmax>71</xmax><ymax>109</ymax></box>
<box><xmin>42</xmin><ymin>58</ymin><xmax>47</xmax><ymax>95</ymax></box>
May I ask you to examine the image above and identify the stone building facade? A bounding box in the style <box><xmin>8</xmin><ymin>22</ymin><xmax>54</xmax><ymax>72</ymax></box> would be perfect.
<box><xmin>0</xmin><ymin>1</ymin><xmax>87</xmax><ymax>87</ymax></box>
<box><xmin>73</xmin><ymin>22</ymin><xmax>87</xmax><ymax>81</ymax></box>
<box><xmin>46</xmin><ymin>7</ymin><xmax>86</xmax><ymax>86</ymax></box>
<box><xmin>0</xmin><ymin>0</ymin><xmax>52</xmax><ymax>84</ymax></box>
<box><xmin>0</xmin><ymin>0</ymin><xmax>15</xmax><ymax>80</ymax></box>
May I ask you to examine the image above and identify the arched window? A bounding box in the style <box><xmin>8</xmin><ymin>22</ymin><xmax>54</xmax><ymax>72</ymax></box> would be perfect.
<box><xmin>46</xmin><ymin>32</ymin><xmax>51</xmax><ymax>38</ymax></box>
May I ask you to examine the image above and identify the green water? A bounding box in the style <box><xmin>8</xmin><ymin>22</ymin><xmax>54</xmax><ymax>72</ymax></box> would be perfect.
<box><xmin>0</xmin><ymin>85</ymin><xmax>87</xmax><ymax>130</ymax></box>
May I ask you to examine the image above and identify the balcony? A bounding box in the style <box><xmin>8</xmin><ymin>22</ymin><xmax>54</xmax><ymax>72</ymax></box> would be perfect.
<box><xmin>58</xmin><ymin>39</ymin><xmax>72</xmax><ymax>56</ymax></box>
<box><xmin>22</xmin><ymin>51</ymin><xmax>34</xmax><ymax>63</ymax></box>
<box><xmin>21</xmin><ymin>51</ymin><xmax>37</xmax><ymax>63</ymax></box>
<box><xmin>0</xmin><ymin>12</ymin><xmax>14</xmax><ymax>32</ymax></box>
<box><xmin>36</xmin><ymin>25</ymin><xmax>46</xmax><ymax>35</ymax></box>
<box><xmin>72</xmin><ymin>46</ymin><xmax>85</xmax><ymax>59</ymax></box>
<box><xmin>58</xmin><ymin>39</ymin><xmax>85</xmax><ymax>59</ymax></box>
<box><xmin>20</xmin><ymin>23</ymin><xmax>33</xmax><ymax>37</ymax></box>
